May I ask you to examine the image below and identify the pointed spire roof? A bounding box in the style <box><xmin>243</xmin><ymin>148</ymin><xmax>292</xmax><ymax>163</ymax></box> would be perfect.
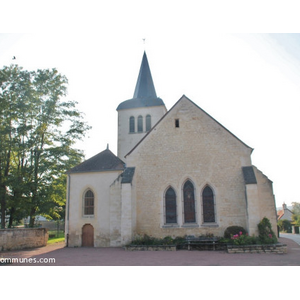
<box><xmin>133</xmin><ymin>51</ymin><xmax>157</xmax><ymax>99</ymax></box>
<box><xmin>117</xmin><ymin>51</ymin><xmax>165</xmax><ymax>111</ymax></box>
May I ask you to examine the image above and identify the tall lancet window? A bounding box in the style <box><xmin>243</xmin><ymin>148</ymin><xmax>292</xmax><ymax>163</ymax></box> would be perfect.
<box><xmin>129</xmin><ymin>116</ymin><xmax>135</xmax><ymax>133</ymax></box>
<box><xmin>202</xmin><ymin>186</ymin><xmax>215</xmax><ymax>223</ymax></box>
<box><xmin>138</xmin><ymin>115</ymin><xmax>143</xmax><ymax>132</ymax></box>
<box><xmin>146</xmin><ymin>115</ymin><xmax>151</xmax><ymax>132</ymax></box>
<box><xmin>165</xmin><ymin>187</ymin><xmax>177</xmax><ymax>224</ymax></box>
<box><xmin>84</xmin><ymin>190</ymin><xmax>94</xmax><ymax>216</ymax></box>
<box><xmin>183</xmin><ymin>180</ymin><xmax>196</xmax><ymax>223</ymax></box>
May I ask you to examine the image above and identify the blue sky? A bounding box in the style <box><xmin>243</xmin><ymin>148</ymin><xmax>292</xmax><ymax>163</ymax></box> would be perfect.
<box><xmin>1</xmin><ymin>2</ymin><xmax>300</xmax><ymax>210</ymax></box>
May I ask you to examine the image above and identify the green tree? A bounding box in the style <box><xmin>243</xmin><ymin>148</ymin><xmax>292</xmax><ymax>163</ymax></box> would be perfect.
<box><xmin>0</xmin><ymin>65</ymin><xmax>90</xmax><ymax>228</ymax></box>
<box><xmin>0</xmin><ymin>65</ymin><xmax>27</xmax><ymax>228</ymax></box>
<box><xmin>292</xmin><ymin>202</ymin><xmax>300</xmax><ymax>227</ymax></box>
<box><xmin>277</xmin><ymin>219</ymin><xmax>292</xmax><ymax>233</ymax></box>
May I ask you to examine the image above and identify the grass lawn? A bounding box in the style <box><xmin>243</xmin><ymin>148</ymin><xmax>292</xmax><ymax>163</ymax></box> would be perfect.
<box><xmin>47</xmin><ymin>237</ymin><xmax>65</xmax><ymax>244</ymax></box>
<box><xmin>47</xmin><ymin>230</ymin><xmax>65</xmax><ymax>245</ymax></box>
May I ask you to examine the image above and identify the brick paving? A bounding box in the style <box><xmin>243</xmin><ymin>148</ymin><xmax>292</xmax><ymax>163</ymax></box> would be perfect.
<box><xmin>2</xmin><ymin>237</ymin><xmax>300</xmax><ymax>266</ymax></box>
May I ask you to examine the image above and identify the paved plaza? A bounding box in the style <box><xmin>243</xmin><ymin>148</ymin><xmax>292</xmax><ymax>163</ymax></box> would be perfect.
<box><xmin>1</xmin><ymin>237</ymin><xmax>300</xmax><ymax>266</ymax></box>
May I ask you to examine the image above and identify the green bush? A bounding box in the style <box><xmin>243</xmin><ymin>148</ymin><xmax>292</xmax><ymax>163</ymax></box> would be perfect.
<box><xmin>130</xmin><ymin>235</ymin><xmax>186</xmax><ymax>246</ymax></box>
<box><xmin>258</xmin><ymin>217</ymin><xmax>277</xmax><ymax>244</ymax></box>
<box><xmin>224</xmin><ymin>226</ymin><xmax>247</xmax><ymax>239</ymax></box>
<box><xmin>277</xmin><ymin>219</ymin><xmax>292</xmax><ymax>233</ymax></box>
<box><xmin>230</xmin><ymin>232</ymin><xmax>258</xmax><ymax>245</ymax></box>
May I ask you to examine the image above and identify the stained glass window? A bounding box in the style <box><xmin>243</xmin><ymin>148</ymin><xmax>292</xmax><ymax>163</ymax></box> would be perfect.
<box><xmin>183</xmin><ymin>180</ymin><xmax>196</xmax><ymax>223</ymax></box>
<box><xmin>165</xmin><ymin>187</ymin><xmax>177</xmax><ymax>223</ymax></box>
<box><xmin>203</xmin><ymin>186</ymin><xmax>215</xmax><ymax>222</ymax></box>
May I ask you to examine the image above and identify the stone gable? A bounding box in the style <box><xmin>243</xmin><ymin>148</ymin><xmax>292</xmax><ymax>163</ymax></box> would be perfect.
<box><xmin>126</xmin><ymin>95</ymin><xmax>256</xmax><ymax>238</ymax></box>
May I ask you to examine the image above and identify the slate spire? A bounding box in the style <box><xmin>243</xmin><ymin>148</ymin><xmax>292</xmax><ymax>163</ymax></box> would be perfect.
<box><xmin>133</xmin><ymin>51</ymin><xmax>157</xmax><ymax>99</ymax></box>
<box><xmin>116</xmin><ymin>51</ymin><xmax>165</xmax><ymax>111</ymax></box>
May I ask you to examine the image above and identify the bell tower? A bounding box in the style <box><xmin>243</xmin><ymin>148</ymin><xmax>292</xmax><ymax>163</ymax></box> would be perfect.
<box><xmin>116</xmin><ymin>52</ymin><xmax>167</xmax><ymax>160</ymax></box>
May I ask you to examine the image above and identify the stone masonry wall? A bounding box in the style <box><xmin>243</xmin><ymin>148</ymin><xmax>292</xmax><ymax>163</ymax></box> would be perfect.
<box><xmin>0</xmin><ymin>228</ymin><xmax>48</xmax><ymax>251</ymax></box>
<box><xmin>227</xmin><ymin>244</ymin><xmax>287</xmax><ymax>254</ymax></box>
<box><xmin>127</xmin><ymin>96</ymin><xmax>253</xmax><ymax>239</ymax></box>
<box><xmin>254</xmin><ymin>167</ymin><xmax>278</xmax><ymax>235</ymax></box>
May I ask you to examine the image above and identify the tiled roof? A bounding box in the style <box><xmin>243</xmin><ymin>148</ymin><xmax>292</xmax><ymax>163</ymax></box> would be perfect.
<box><xmin>277</xmin><ymin>210</ymin><xmax>284</xmax><ymax>219</ymax></box>
<box><xmin>67</xmin><ymin>149</ymin><xmax>125</xmax><ymax>174</ymax></box>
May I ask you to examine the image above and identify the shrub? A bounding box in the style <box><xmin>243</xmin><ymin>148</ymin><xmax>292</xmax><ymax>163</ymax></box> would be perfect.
<box><xmin>130</xmin><ymin>234</ymin><xmax>159</xmax><ymax>245</ymax></box>
<box><xmin>224</xmin><ymin>226</ymin><xmax>247</xmax><ymax>239</ymax></box>
<box><xmin>162</xmin><ymin>236</ymin><xmax>174</xmax><ymax>245</ymax></box>
<box><xmin>230</xmin><ymin>232</ymin><xmax>257</xmax><ymax>245</ymax></box>
<box><xmin>130</xmin><ymin>235</ymin><xmax>187</xmax><ymax>246</ymax></box>
<box><xmin>173</xmin><ymin>236</ymin><xmax>186</xmax><ymax>245</ymax></box>
<box><xmin>258</xmin><ymin>217</ymin><xmax>277</xmax><ymax>244</ymax></box>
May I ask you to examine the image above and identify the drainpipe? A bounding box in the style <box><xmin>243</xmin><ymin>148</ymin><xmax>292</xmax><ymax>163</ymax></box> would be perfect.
<box><xmin>65</xmin><ymin>174</ymin><xmax>71</xmax><ymax>247</ymax></box>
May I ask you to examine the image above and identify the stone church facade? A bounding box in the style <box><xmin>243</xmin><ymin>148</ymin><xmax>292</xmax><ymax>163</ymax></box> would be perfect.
<box><xmin>65</xmin><ymin>52</ymin><xmax>277</xmax><ymax>247</ymax></box>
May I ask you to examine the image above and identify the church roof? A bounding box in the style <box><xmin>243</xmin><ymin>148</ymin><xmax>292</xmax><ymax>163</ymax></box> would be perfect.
<box><xmin>67</xmin><ymin>149</ymin><xmax>125</xmax><ymax>174</ymax></box>
<box><xmin>116</xmin><ymin>51</ymin><xmax>165</xmax><ymax>111</ymax></box>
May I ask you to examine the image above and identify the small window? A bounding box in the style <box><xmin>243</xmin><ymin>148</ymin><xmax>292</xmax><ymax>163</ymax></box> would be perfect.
<box><xmin>129</xmin><ymin>116</ymin><xmax>135</xmax><ymax>133</ymax></box>
<box><xmin>146</xmin><ymin>115</ymin><xmax>151</xmax><ymax>131</ymax></box>
<box><xmin>84</xmin><ymin>190</ymin><xmax>94</xmax><ymax>215</ymax></box>
<box><xmin>138</xmin><ymin>115</ymin><xmax>143</xmax><ymax>132</ymax></box>
<box><xmin>175</xmin><ymin>119</ymin><xmax>179</xmax><ymax>128</ymax></box>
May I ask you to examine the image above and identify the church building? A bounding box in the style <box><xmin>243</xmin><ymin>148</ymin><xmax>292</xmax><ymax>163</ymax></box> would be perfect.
<box><xmin>65</xmin><ymin>52</ymin><xmax>277</xmax><ymax>247</ymax></box>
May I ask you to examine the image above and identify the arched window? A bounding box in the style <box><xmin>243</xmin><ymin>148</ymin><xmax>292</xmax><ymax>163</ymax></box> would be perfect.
<box><xmin>129</xmin><ymin>116</ymin><xmax>135</xmax><ymax>133</ymax></box>
<box><xmin>146</xmin><ymin>115</ymin><xmax>151</xmax><ymax>131</ymax></box>
<box><xmin>202</xmin><ymin>186</ymin><xmax>215</xmax><ymax>223</ymax></box>
<box><xmin>138</xmin><ymin>115</ymin><xmax>143</xmax><ymax>132</ymax></box>
<box><xmin>183</xmin><ymin>180</ymin><xmax>196</xmax><ymax>223</ymax></box>
<box><xmin>165</xmin><ymin>187</ymin><xmax>177</xmax><ymax>224</ymax></box>
<box><xmin>84</xmin><ymin>190</ymin><xmax>94</xmax><ymax>215</ymax></box>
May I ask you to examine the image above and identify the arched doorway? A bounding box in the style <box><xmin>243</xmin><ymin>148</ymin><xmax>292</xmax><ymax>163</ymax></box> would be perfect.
<box><xmin>82</xmin><ymin>224</ymin><xmax>94</xmax><ymax>247</ymax></box>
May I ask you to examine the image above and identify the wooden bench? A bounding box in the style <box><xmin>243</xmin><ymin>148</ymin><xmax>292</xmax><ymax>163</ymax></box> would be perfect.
<box><xmin>185</xmin><ymin>236</ymin><xmax>221</xmax><ymax>251</ymax></box>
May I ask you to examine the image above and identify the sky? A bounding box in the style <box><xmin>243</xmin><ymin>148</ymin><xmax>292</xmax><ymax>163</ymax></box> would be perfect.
<box><xmin>1</xmin><ymin>2</ymin><xmax>300</xmax><ymax>211</ymax></box>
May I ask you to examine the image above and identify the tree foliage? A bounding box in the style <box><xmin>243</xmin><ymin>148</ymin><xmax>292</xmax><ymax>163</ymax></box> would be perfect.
<box><xmin>0</xmin><ymin>65</ymin><xmax>90</xmax><ymax>228</ymax></box>
<box><xmin>277</xmin><ymin>219</ymin><xmax>292</xmax><ymax>233</ymax></box>
<box><xmin>292</xmin><ymin>202</ymin><xmax>300</xmax><ymax>227</ymax></box>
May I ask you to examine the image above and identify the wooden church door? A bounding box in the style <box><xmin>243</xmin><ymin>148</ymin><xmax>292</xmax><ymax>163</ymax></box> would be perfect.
<box><xmin>82</xmin><ymin>224</ymin><xmax>94</xmax><ymax>247</ymax></box>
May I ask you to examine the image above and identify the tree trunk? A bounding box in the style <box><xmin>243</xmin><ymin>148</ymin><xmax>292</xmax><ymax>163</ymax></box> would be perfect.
<box><xmin>29</xmin><ymin>207</ymin><xmax>36</xmax><ymax>227</ymax></box>
<box><xmin>8</xmin><ymin>207</ymin><xmax>15</xmax><ymax>228</ymax></box>
<box><xmin>0</xmin><ymin>185</ymin><xmax>6</xmax><ymax>229</ymax></box>
<box><xmin>0</xmin><ymin>198</ymin><xmax>5</xmax><ymax>229</ymax></box>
